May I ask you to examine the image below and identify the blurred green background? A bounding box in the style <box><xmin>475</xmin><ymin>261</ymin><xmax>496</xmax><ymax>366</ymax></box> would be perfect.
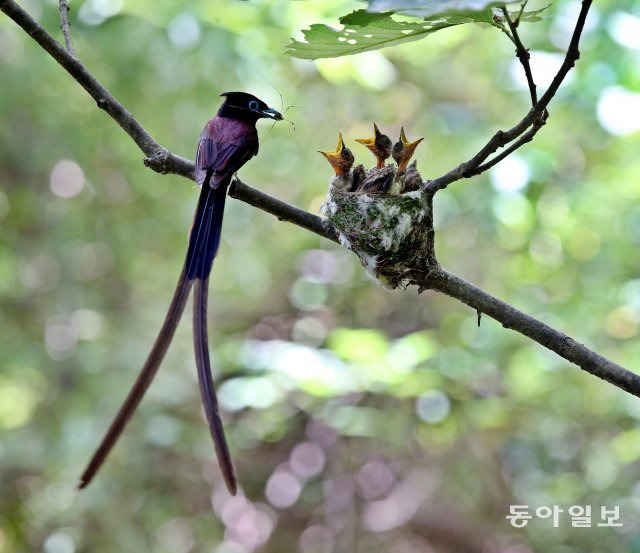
<box><xmin>2</xmin><ymin>0</ymin><xmax>640</xmax><ymax>551</ymax></box>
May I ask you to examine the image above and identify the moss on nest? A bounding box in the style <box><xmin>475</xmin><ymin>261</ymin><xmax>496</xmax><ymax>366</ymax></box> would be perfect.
<box><xmin>323</xmin><ymin>188</ymin><xmax>436</xmax><ymax>289</ymax></box>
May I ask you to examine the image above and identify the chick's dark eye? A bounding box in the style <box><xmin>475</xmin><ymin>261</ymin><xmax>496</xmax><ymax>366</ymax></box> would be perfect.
<box><xmin>342</xmin><ymin>148</ymin><xmax>352</xmax><ymax>159</ymax></box>
<box><xmin>248</xmin><ymin>100</ymin><xmax>259</xmax><ymax>111</ymax></box>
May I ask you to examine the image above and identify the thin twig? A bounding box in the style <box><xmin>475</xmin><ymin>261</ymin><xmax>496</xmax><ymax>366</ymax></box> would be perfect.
<box><xmin>503</xmin><ymin>6</ymin><xmax>537</xmax><ymax>105</ymax></box>
<box><xmin>492</xmin><ymin>15</ymin><xmax>517</xmax><ymax>47</ymax></box>
<box><xmin>469</xmin><ymin>116</ymin><xmax>544</xmax><ymax>175</ymax></box>
<box><xmin>516</xmin><ymin>0</ymin><xmax>529</xmax><ymax>25</ymax></box>
<box><xmin>58</xmin><ymin>0</ymin><xmax>75</xmax><ymax>57</ymax></box>
<box><xmin>3</xmin><ymin>0</ymin><xmax>634</xmax><ymax>401</ymax></box>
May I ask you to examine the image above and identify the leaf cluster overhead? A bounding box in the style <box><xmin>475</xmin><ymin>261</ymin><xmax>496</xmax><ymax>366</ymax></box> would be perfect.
<box><xmin>286</xmin><ymin>1</ymin><xmax>548</xmax><ymax>59</ymax></box>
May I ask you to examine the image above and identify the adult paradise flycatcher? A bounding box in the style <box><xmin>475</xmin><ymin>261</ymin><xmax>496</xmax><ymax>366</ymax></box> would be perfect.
<box><xmin>78</xmin><ymin>92</ymin><xmax>282</xmax><ymax>495</ymax></box>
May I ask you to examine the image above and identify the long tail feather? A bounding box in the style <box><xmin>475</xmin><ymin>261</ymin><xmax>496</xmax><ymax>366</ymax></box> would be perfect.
<box><xmin>78</xmin><ymin>267</ymin><xmax>193</xmax><ymax>489</ymax></box>
<box><xmin>79</xmin><ymin>175</ymin><xmax>228</xmax><ymax>490</ymax></box>
<box><xmin>186</xmin><ymin>179</ymin><xmax>227</xmax><ymax>280</ymax></box>
<box><xmin>193</xmin><ymin>276</ymin><xmax>237</xmax><ymax>494</ymax></box>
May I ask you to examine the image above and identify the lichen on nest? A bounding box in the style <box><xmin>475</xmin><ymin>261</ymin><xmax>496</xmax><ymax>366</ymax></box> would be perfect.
<box><xmin>323</xmin><ymin>188</ymin><xmax>436</xmax><ymax>289</ymax></box>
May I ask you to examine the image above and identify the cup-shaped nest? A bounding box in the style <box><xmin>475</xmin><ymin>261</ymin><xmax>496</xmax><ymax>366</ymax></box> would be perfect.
<box><xmin>323</xmin><ymin>188</ymin><xmax>436</xmax><ymax>289</ymax></box>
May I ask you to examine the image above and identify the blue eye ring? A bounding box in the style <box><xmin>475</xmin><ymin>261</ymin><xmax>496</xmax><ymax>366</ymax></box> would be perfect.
<box><xmin>248</xmin><ymin>100</ymin><xmax>259</xmax><ymax>111</ymax></box>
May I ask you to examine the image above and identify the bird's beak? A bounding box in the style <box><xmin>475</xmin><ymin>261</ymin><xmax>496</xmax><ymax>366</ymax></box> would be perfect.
<box><xmin>260</xmin><ymin>107</ymin><xmax>283</xmax><ymax>120</ymax></box>
<box><xmin>355</xmin><ymin>136</ymin><xmax>375</xmax><ymax>148</ymax></box>
<box><xmin>396</xmin><ymin>127</ymin><xmax>424</xmax><ymax>171</ymax></box>
<box><xmin>399</xmin><ymin>127</ymin><xmax>424</xmax><ymax>151</ymax></box>
<box><xmin>402</xmin><ymin>136</ymin><xmax>424</xmax><ymax>159</ymax></box>
<box><xmin>355</xmin><ymin>122</ymin><xmax>384</xmax><ymax>149</ymax></box>
<box><xmin>318</xmin><ymin>133</ymin><xmax>345</xmax><ymax>173</ymax></box>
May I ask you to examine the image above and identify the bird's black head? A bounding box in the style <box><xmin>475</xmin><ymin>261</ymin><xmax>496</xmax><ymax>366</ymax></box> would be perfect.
<box><xmin>218</xmin><ymin>92</ymin><xmax>283</xmax><ymax>124</ymax></box>
<box><xmin>373</xmin><ymin>124</ymin><xmax>393</xmax><ymax>158</ymax></box>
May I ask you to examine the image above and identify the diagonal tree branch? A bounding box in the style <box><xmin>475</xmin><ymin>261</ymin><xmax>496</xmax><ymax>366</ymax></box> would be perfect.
<box><xmin>425</xmin><ymin>0</ymin><xmax>591</xmax><ymax>192</ymax></box>
<box><xmin>2</xmin><ymin>0</ymin><xmax>638</xmax><ymax>399</ymax></box>
<box><xmin>424</xmin><ymin>268</ymin><xmax>640</xmax><ymax>397</ymax></box>
<box><xmin>229</xmin><ymin>178</ymin><xmax>339</xmax><ymax>243</ymax></box>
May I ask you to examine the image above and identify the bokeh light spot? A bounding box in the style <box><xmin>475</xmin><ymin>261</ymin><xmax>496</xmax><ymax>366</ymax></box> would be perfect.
<box><xmin>219</xmin><ymin>377</ymin><xmax>282</xmax><ymax>412</ymax></box>
<box><xmin>154</xmin><ymin>518</ymin><xmax>194</xmax><ymax>553</ymax></box>
<box><xmin>510</xmin><ymin>51</ymin><xmax>570</xmax><ymax>91</ymax></box>
<box><xmin>289</xmin><ymin>442</ymin><xmax>325</xmax><ymax>479</ymax></box>
<box><xmin>352</xmin><ymin>52</ymin><xmax>397</xmax><ymax>90</ymax></box>
<box><xmin>605</xmin><ymin>306</ymin><xmax>639</xmax><ymax>339</ymax></box>
<box><xmin>357</xmin><ymin>460</ymin><xmax>395</xmax><ymax>500</ymax></box>
<box><xmin>608</xmin><ymin>12</ymin><xmax>640</xmax><ymax>50</ymax></box>
<box><xmin>20</xmin><ymin>255</ymin><xmax>60</xmax><ymax>292</ymax></box>
<box><xmin>292</xmin><ymin>316</ymin><xmax>328</xmax><ymax>347</ymax></box>
<box><xmin>43</xmin><ymin>531</ymin><xmax>75</xmax><ymax>553</ymax></box>
<box><xmin>299</xmin><ymin>525</ymin><xmax>335</xmax><ymax>553</ymax></box>
<box><xmin>0</xmin><ymin>379</ymin><xmax>39</xmax><ymax>429</ymax></box>
<box><xmin>529</xmin><ymin>233</ymin><xmax>564</xmax><ymax>269</ymax></box>
<box><xmin>416</xmin><ymin>390</ymin><xmax>450</xmax><ymax>423</ymax></box>
<box><xmin>298</xmin><ymin>249</ymin><xmax>353</xmax><ymax>284</ymax></box>
<box><xmin>490</xmin><ymin>155</ymin><xmax>530</xmax><ymax>194</ymax></box>
<box><xmin>289</xmin><ymin>277</ymin><xmax>329</xmax><ymax>310</ymax></box>
<box><xmin>597</xmin><ymin>86</ymin><xmax>640</xmax><ymax>136</ymax></box>
<box><xmin>93</xmin><ymin>0</ymin><xmax>123</xmax><ymax>17</ymax></box>
<box><xmin>168</xmin><ymin>13</ymin><xmax>201</xmax><ymax>50</ymax></box>
<box><xmin>265</xmin><ymin>471</ymin><xmax>301</xmax><ymax>508</ymax></box>
<box><xmin>492</xmin><ymin>193</ymin><xmax>533</xmax><ymax>231</ymax></box>
<box><xmin>45</xmin><ymin>315</ymin><xmax>78</xmax><ymax>360</ymax></box>
<box><xmin>50</xmin><ymin>160</ymin><xmax>84</xmax><ymax>198</ymax></box>
<box><xmin>71</xmin><ymin>309</ymin><xmax>104</xmax><ymax>341</ymax></box>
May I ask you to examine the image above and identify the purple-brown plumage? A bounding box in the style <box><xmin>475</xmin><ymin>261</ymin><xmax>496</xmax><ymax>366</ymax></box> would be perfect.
<box><xmin>79</xmin><ymin>92</ymin><xmax>281</xmax><ymax>496</ymax></box>
<box><xmin>195</xmin><ymin>117</ymin><xmax>258</xmax><ymax>188</ymax></box>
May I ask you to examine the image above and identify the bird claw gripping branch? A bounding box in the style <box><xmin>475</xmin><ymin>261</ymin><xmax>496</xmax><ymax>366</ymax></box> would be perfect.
<box><xmin>319</xmin><ymin>125</ymin><xmax>436</xmax><ymax>289</ymax></box>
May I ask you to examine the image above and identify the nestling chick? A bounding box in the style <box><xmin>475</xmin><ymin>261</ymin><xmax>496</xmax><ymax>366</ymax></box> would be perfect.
<box><xmin>319</xmin><ymin>133</ymin><xmax>365</xmax><ymax>192</ymax></box>
<box><xmin>356</xmin><ymin>165</ymin><xmax>396</xmax><ymax>195</ymax></box>
<box><xmin>402</xmin><ymin>160</ymin><xmax>423</xmax><ymax>193</ymax></box>
<box><xmin>392</xmin><ymin>127</ymin><xmax>424</xmax><ymax>173</ymax></box>
<box><xmin>391</xmin><ymin>127</ymin><xmax>424</xmax><ymax>195</ymax></box>
<box><xmin>356</xmin><ymin>123</ymin><xmax>393</xmax><ymax>169</ymax></box>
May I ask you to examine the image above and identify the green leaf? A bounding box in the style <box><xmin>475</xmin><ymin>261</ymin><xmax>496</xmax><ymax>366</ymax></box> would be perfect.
<box><xmin>367</xmin><ymin>0</ymin><xmax>551</xmax><ymax>21</ymax></box>
<box><xmin>286</xmin><ymin>9</ymin><xmax>476</xmax><ymax>60</ymax></box>
<box><xmin>286</xmin><ymin>2</ymin><xmax>550</xmax><ymax>60</ymax></box>
<box><xmin>341</xmin><ymin>10</ymin><xmax>394</xmax><ymax>26</ymax></box>
<box><xmin>367</xmin><ymin>0</ymin><xmax>517</xmax><ymax>17</ymax></box>
<box><xmin>515</xmin><ymin>4</ymin><xmax>551</xmax><ymax>22</ymax></box>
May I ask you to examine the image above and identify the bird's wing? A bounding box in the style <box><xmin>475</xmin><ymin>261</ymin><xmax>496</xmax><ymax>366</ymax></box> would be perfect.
<box><xmin>358</xmin><ymin>166</ymin><xmax>395</xmax><ymax>194</ymax></box>
<box><xmin>196</xmin><ymin>139</ymin><xmax>257</xmax><ymax>188</ymax></box>
<box><xmin>350</xmin><ymin>165</ymin><xmax>367</xmax><ymax>193</ymax></box>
